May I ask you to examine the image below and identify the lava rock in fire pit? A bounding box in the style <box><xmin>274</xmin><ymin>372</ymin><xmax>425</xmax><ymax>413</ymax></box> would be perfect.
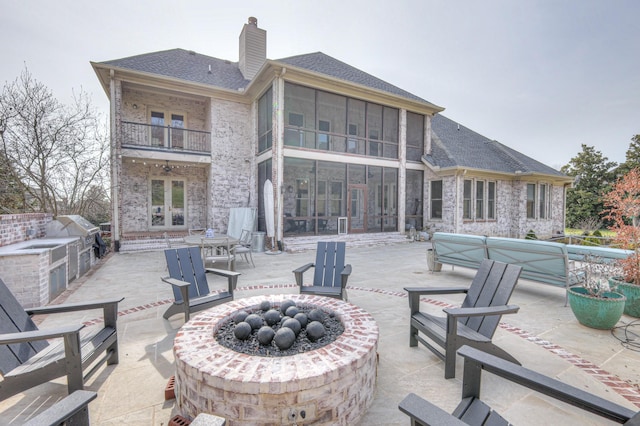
<box><xmin>233</xmin><ymin>322</ymin><xmax>252</xmax><ymax>340</ymax></box>
<box><xmin>264</xmin><ymin>309</ymin><xmax>282</xmax><ymax>326</ymax></box>
<box><xmin>274</xmin><ymin>327</ymin><xmax>296</xmax><ymax>350</ymax></box>
<box><xmin>216</xmin><ymin>301</ymin><xmax>344</xmax><ymax>357</ymax></box>
<box><xmin>306</xmin><ymin>321</ymin><xmax>325</xmax><ymax>342</ymax></box>
<box><xmin>257</xmin><ymin>326</ymin><xmax>275</xmax><ymax>345</ymax></box>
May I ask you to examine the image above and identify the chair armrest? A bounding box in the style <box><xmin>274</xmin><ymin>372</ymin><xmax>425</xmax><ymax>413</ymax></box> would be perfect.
<box><xmin>26</xmin><ymin>298</ymin><xmax>124</xmax><ymax>315</ymax></box>
<box><xmin>340</xmin><ymin>264</ymin><xmax>352</xmax><ymax>288</ymax></box>
<box><xmin>293</xmin><ymin>263</ymin><xmax>315</xmax><ymax>287</ymax></box>
<box><xmin>405</xmin><ymin>287</ymin><xmax>469</xmax><ymax>313</ymax></box>
<box><xmin>405</xmin><ymin>286</ymin><xmax>469</xmax><ymax>295</ymax></box>
<box><xmin>399</xmin><ymin>392</ymin><xmax>467</xmax><ymax>426</ymax></box>
<box><xmin>206</xmin><ymin>268</ymin><xmax>241</xmax><ymax>292</ymax></box>
<box><xmin>444</xmin><ymin>304</ymin><xmax>520</xmax><ymax>318</ymax></box>
<box><xmin>293</xmin><ymin>263</ymin><xmax>314</xmax><ymax>275</ymax></box>
<box><xmin>458</xmin><ymin>345</ymin><xmax>638</xmax><ymax>424</ymax></box>
<box><xmin>0</xmin><ymin>324</ymin><xmax>84</xmax><ymax>345</ymax></box>
<box><xmin>27</xmin><ymin>298</ymin><xmax>123</xmax><ymax>329</ymax></box>
<box><xmin>23</xmin><ymin>390</ymin><xmax>97</xmax><ymax>426</ymax></box>
<box><xmin>162</xmin><ymin>276</ymin><xmax>190</xmax><ymax>288</ymax></box>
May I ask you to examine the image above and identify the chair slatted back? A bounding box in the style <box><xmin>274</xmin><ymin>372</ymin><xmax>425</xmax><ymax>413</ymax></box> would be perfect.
<box><xmin>460</xmin><ymin>259</ymin><xmax>522</xmax><ymax>339</ymax></box>
<box><xmin>312</xmin><ymin>242</ymin><xmax>346</xmax><ymax>289</ymax></box>
<box><xmin>0</xmin><ymin>278</ymin><xmax>48</xmax><ymax>375</ymax></box>
<box><xmin>164</xmin><ymin>247</ymin><xmax>210</xmax><ymax>303</ymax></box>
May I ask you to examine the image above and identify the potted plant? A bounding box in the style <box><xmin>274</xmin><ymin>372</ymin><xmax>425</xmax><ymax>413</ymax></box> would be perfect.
<box><xmin>602</xmin><ymin>168</ymin><xmax>640</xmax><ymax>317</ymax></box>
<box><xmin>568</xmin><ymin>257</ymin><xmax>626</xmax><ymax>329</ymax></box>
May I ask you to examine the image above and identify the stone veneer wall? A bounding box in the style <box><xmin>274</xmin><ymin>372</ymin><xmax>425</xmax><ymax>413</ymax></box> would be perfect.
<box><xmin>423</xmin><ymin>172</ymin><xmax>564</xmax><ymax>239</ymax></box>
<box><xmin>120</xmin><ymin>162</ymin><xmax>208</xmax><ymax>233</ymax></box>
<box><xmin>209</xmin><ymin>98</ymin><xmax>256</xmax><ymax>233</ymax></box>
<box><xmin>0</xmin><ymin>213</ymin><xmax>52</xmax><ymax>247</ymax></box>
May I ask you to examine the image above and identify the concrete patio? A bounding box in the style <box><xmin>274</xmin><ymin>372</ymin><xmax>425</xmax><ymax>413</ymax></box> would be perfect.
<box><xmin>1</xmin><ymin>241</ymin><xmax>639</xmax><ymax>425</ymax></box>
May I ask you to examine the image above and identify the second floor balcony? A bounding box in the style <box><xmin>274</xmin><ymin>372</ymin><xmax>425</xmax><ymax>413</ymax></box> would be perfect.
<box><xmin>121</xmin><ymin>121</ymin><xmax>211</xmax><ymax>154</ymax></box>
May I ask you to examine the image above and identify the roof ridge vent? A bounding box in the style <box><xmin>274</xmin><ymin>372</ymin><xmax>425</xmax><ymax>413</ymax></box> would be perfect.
<box><xmin>188</xmin><ymin>50</ymin><xmax>196</xmax><ymax>55</ymax></box>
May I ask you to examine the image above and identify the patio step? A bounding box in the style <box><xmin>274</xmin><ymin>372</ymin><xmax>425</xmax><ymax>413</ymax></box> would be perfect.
<box><xmin>118</xmin><ymin>235</ymin><xmax>187</xmax><ymax>253</ymax></box>
<box><xmin>283</xmin><ymin>232</ymin><xmax>413</xmax><ymax>253</ymax></box>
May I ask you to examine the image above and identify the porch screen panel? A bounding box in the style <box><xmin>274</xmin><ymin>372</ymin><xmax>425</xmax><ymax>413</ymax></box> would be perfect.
<box><xmin>347</xmin><ymin>99</ymin><xmax>366</xmax><ymax>155</ymax></box>
<box><xmin>367</xmin><ymin>104</ymin><xmax>383</xmax><ymax>157</ymax></box>
<box><xmin>317</xmin><ymin>92</ymin><xmax>346</xmax><ymax>152</ymax></box>
<box><xmin>406</xmin><ymin>112</ymin><xmax>424</xmax><ymax>162</ymax></box>
<box><xmin>258</xmin><ymin>87</ymin><xmax>273</xmax><ymax>153</ymax></box>
<box><xmin>382</xmin><ymin>106</ymin><xmax>399</xmax><ymax>159</ymax></box>
<box><xmin>284</xmin><ymin>84</ymin><xmax>315</xmax><ymax>148</ymax></box>
<box><xmin>367</xmin><ymin>166</ymin><xmax>382</xmax><ymax>230</ymax></box>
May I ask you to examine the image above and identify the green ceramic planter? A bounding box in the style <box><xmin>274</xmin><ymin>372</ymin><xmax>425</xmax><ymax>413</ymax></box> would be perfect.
<box><xmin>609</xmin><ymin>277</ymin><xmax>640</xmax><ymax>318</ymax></box>
<box><xmin>567</xmin><ymin>287</ymin><xmax>626</xmax><ymax>330</ymax></box>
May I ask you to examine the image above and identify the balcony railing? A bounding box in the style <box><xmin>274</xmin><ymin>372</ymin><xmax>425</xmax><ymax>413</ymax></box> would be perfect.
<box><xmin>121</xmin><ymin>121</ymin><xmax>211</xmax><ymax>154</ymax></box>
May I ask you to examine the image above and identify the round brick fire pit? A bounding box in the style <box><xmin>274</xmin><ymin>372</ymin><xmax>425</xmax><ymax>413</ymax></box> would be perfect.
<box><xmin>173</xmin><ymin>294</ymin><xmax>379</xmax><ymax>425</ymax></box>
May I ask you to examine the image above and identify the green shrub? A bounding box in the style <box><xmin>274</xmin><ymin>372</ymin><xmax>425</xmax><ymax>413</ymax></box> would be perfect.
<box><xmin>525</xmin><ymin>229</ymin><xmax>537</xmax><ymax>240</ymax></box>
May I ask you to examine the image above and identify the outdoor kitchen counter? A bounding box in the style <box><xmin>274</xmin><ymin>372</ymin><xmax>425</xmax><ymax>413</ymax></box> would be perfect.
<box><xmin>0</xmin><ymin>237</ymin><xmax>80</xmax><ymax>256</ymax></box>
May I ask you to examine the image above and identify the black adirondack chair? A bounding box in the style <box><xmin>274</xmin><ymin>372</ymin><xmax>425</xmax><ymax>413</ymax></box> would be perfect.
<box><xmin>23</xmin><ymin>390</ymin><xmax>97</xmax><ymax>426</ymax></box>
<box><xmin>404</xmin><ymin>259</ymin><xmax>522</xmax><ymax>379</ymax></box>
<box><xmin>0</xmin><ymin>278</ymin><xmax>123</xmax><ymax>401</ymax></box>
<box><xmin>162</xmin><ymin>247</ymin><xmax>240</xmax><ymax>322</ymax></box>
<box><xmin>399</xmin><ymin>345</ymin><xmax>640</xmax><ymax>425</ymax></box>
<box><xmin>293</xmin><ymin>241</ymin><xmax>352</xmax><ymax>300</ymax></box>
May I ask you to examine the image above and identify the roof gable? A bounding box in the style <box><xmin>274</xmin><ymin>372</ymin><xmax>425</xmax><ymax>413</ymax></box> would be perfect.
<box><xmin>275</xmin><ymin>52</ymin><xmax>435</xmax><ymax>105</ymax></box>
<box><xmin>101</xmin><ymin>48</ymin><xmax>249</xmax><ymax>91</ymax></box>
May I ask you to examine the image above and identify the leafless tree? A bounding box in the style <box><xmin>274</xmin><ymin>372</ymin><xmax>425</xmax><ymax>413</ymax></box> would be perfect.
<box><xmin>0</xmin><ymin>67</ymin><xmax>110</xmax><ymax>218</ymax></box>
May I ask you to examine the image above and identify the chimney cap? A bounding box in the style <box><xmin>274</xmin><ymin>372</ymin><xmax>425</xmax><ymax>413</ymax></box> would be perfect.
<box><xmin>248</xmin><ymin>16</ymin><xmax>257</xmax><ymax>26</ymax></box>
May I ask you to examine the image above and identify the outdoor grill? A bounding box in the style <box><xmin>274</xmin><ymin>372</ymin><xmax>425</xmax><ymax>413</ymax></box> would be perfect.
<box><xmin>46</xmin><ymin>215</ymin><xmax>101</xmax><ymax>278</ymax></box>
<box><xmin>47</xmin><ymin>215</ymin><xmax>99</xmax><ymax>248</ymax></box>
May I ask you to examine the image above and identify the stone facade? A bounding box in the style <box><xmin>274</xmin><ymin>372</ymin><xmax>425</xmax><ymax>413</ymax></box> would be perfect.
<box><xmin>423</xmin><ymin>173</ymin><xmax>564</xmax><ymax>239</ymax></box>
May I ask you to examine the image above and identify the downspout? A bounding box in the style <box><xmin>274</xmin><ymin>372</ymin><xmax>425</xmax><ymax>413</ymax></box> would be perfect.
<box><xmin>109</xmin><ymin>70</ymin><xmax>120</xmax><ymax>251</ymax></box>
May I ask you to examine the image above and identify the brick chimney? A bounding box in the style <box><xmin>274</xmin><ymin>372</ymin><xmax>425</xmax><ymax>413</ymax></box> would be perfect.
<box><xmin>239</xmin><ymin>17</ymin><xmax>266</xmax><ymax>80</ymax></box>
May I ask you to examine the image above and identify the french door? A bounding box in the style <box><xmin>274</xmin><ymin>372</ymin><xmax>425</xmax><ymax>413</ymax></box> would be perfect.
<box><xmin>348</xmin><ymin>185</ymin><xmax>367</xmax><ymax>233</ymax></box>
<box><xmin>150</xmin><ymin>178</ymin><xmax>186</xmax><ymax>228</ymax></box>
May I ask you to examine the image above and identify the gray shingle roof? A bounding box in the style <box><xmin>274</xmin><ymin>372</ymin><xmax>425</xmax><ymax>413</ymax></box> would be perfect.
<box><xmin>101</xmin><ymin>48</ymin><xmax>250</xmax><ymax>90</ymax></box>
<box><xmin>275</xmin><ymin>52</ymin><xmax>435</xmax><ymax>105</ymax></box>
<box><xmin>426</xmin><ymin>114</ymin><xmax>565</xmax><ymax>176</ymax></box>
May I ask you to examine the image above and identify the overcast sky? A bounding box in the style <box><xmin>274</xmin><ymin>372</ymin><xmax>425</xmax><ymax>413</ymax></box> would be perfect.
<box><xmin>1</xmin><ymin>0</ymin><xmax>638</xmax><ymax>170</ymax></box>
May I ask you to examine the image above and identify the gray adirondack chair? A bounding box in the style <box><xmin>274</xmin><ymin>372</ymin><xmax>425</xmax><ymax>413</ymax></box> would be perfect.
<box><xmin>404</xmin><ymin>259</ymin><xmax>522</xmax><ymax>379</ymax></box>
<box><xmin>0</xmin><ymin>278</ymin><xmax>122</xmax><ymax>401</ymax></box>
<box><xmin>399</xmin><ymin>345</ymin><xmax>640</xmax><ymax>425</ymax></box>
<box><xmin>162</xmin><ymin>246</ymin><xmax>240</xmax><ymax>322</ymax></box>
<box><xmin>293</xmin><ymin>241</ymin><xmax>352</xmax><ymax>300</ymax></box>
